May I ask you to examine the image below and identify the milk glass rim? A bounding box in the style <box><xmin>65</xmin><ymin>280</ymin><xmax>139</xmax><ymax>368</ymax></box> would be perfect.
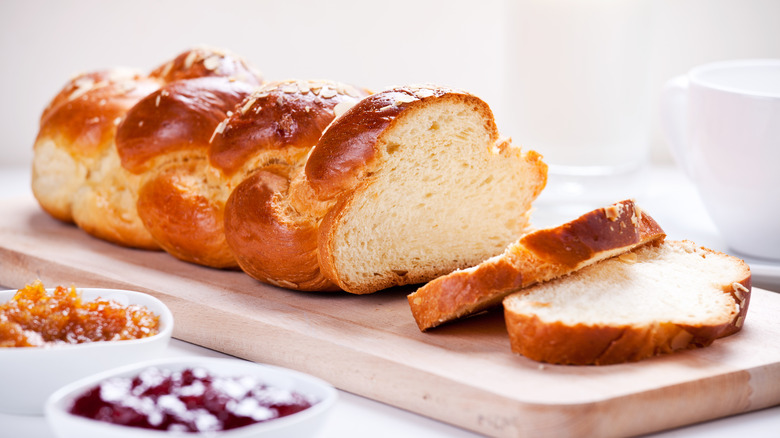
<box><xmin>688</xmin><ymin>58</ymin><xmax>780</xmax><ymax>99</ymax></box>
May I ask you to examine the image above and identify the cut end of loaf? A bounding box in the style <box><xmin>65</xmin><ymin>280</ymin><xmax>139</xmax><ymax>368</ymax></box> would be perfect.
<box><xmin>503</xmin><ymin>240</ymin><xmax>752</xmax><ymax>365</ymax></box>
<box><xmin>319</xmin><ymin>87</ymin><xmax>547</xmax><ymax>293</ymax></box>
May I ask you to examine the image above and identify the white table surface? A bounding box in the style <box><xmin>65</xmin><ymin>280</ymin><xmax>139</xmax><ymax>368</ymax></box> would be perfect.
<box><xmin>1</xmin><ymin>164</ymin><xmax>779</xmax><ymax>438</ymax></box>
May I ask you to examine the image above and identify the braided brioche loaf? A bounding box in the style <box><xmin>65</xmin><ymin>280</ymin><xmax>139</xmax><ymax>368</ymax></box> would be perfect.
<box><xmin>32</xmin><ymin>48</ymin><xmax>548</xmax><ymax>294</ymax></box>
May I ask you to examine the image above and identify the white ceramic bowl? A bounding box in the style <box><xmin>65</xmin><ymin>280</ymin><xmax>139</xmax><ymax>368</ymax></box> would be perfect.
<box><xmin>0</xmin><ymin>288</ymin><xmax>174</xmax><ymax>415</ymax></box>
<box><xmin>45</xmin><ymin>357</ymin><xmax>338</xmax><ymax>438</ymax></box>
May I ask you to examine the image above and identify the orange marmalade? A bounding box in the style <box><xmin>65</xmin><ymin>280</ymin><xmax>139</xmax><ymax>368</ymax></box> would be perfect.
<box><xmin>0</xmin><ymin>281</ymin><xmax>160</xmax><ymax>347</ymax></box>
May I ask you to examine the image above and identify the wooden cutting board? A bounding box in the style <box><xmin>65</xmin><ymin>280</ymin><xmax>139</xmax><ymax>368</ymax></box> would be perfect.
<box><xmin>2</xmin><ymin>196</ymin><xmax>779</xmax><ymax>437</ymax></box>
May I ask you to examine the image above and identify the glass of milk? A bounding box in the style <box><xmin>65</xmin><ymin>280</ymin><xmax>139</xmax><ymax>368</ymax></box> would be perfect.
<box><xmin>503</xmin><ymin>0</ymin><xmax>655</xmax><ymax>223</ymax></box>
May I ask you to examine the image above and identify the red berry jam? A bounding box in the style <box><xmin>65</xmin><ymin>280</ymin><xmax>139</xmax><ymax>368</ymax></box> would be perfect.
<box><xmin>69</xmin><ymin>367</ymin><xmax>315</xmax><ymax>432</ymax></box>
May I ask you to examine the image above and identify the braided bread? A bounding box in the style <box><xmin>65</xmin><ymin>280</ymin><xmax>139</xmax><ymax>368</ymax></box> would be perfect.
<box><xmin>32</xmin><ymin>48</ymin><xmax>548</xmax><ymax>294</ymax></box>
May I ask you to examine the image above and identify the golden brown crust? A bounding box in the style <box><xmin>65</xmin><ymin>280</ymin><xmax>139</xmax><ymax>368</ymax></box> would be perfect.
<box><xmin>503</xmin><ymin>242</ymin><xmax>752</xmax><ymax>365</ymax></box>
<box><xmin>135</xmin><ymin>166</ymin><xmax>237</xmax><ymax>268</ymax></box>
<box><xmin>408</xmin><ymin>200</ymin><xmax>666</xmax><ymax>331</ymax></box>
<box><xmin>520</xmin><ymin>202</ymin><xmax>664</xmax><ymax>267</ymax></box>
<box><xmin>305</xmin><ymin>85</ymin><xmax>487</xmax><ymax>200</ymax></box>
<box><xmin>116</xmin><ymin>77</ymin><xmax>256</xmax><ymax>174</ymax></box>
<box><xmin>210</xmin><ymin>80</ymin><xmax>369</xmax><ymax>177</ymax></box>
<box><xmin>504</xmin><ymin>314</ymin><xmax>685</xmax><ymax>365</ymax></box>
<box><xmin>36</xmin><ymin>69</ymin><xmax>161</xmax><ymax>157</ymax></box>
<box><xmin>224</xmin><ymin>169</ymin><xmax>339</xmax><ymax>291</ymax></box>
<box><xmin>505</xmin><ymin>291</ymin><xmax>749</xmax><ymax>366</ymax></box>
<box><xmin>408</xmin><ymin>257</ymin><xmax>527</xmax><ymax>327</ymax></box>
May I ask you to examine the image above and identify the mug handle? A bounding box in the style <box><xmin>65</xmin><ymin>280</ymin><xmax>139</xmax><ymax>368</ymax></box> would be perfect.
<box><xmin>660</xmin><ymin>75</ymin><xmax>691</xmax><ymax>176</ymax></box>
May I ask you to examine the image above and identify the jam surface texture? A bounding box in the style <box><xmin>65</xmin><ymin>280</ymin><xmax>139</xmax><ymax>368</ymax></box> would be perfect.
<box><xmin>0</xmin><ymin>281</ymin><xmax>159</xmax><ymax>347</ymax></box>
<box><xmin>69</xmin><ymin>366</ymin><xmax>315</xmax><ymax>432</ymax></box>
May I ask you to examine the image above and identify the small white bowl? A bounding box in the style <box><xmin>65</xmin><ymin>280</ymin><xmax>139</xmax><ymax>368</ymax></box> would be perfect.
<box><xmin>45</xmin><ymin>357</ymin><xmax>338</xmax><ymax>438</ymax></box>
<box><xmin>0</xmin><ymin>288</ymin><xmax>174</xmax><ymax>415</ymax></box>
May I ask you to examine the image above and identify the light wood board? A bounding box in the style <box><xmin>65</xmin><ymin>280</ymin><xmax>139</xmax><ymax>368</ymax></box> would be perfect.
<box><xmin>1</xmin><ymin>196</ymin><xmax>779</xmax><ymax>437</ymax></box>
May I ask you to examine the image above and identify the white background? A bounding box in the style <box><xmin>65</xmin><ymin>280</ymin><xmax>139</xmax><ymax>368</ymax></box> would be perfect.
<box><xmin>1</xmin><ymin>0</ymin><xmax>779</xmax><ymax>170</ymax></box>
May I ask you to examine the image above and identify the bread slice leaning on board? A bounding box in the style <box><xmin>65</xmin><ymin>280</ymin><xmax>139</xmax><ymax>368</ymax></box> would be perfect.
<box><xmin>503</xmin><ymin>240</ymin><xmax>751</xmax><ymax>365</ymax></box>
<box><xmin>408</xmin><ymin>199</ymin><xmax>666</xmax><ymax>331</ymax></box>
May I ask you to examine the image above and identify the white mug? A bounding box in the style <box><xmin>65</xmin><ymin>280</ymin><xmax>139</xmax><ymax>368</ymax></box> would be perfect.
<box><xmin>661</xmin><ymin>59</ymin><xmax>780</xmax><ymax>261</ymax></box>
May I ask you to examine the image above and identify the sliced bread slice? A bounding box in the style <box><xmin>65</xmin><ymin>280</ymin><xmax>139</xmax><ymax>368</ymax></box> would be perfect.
<box><xmin>408</xmin><ymin>199</ymin><xmax>666</xmax><ymax>330</ymax></box>
<box><xmin>503</xmin><ymin>240</ymin><xmax>751</xmax><ymax>365</ymax></box>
